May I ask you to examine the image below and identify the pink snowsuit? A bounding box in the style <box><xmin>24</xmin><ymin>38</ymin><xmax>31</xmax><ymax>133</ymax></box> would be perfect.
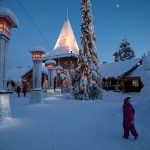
<box><xmin>123</xmin><ymin>101</ymin><xmax>138</xmax><ymax>139</ymax></box>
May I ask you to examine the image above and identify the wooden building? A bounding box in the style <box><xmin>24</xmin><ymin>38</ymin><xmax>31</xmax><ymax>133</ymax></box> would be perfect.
<box><xmin>101</xmin><ymin>58</ymin><xmax>144</xmax><ymax>92</ymax></box>
<box><xmin>21</xmin><ymin>18</ymin><xmax>79</xmax><ymax>90</ymax></box>
<box><xmin>102</xmin><ymin>76</ymin><xmax>143</xmax><ymax>92</ymax></box>
<box><xmin>21</xmin><ymin>69</ymin><xmax>48</xmax><ymax>90</ymax></box>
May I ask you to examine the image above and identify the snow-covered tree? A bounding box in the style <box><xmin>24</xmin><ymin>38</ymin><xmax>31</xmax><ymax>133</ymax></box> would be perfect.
<box><xmin>113</xmin><ymin>52</ymin><xmax>120</xmax><ymax>62</ymax></box>
<box><xmin>114</xmin><ymin>39</ymin><xmax>135</xmax><ymax>62</ymax></box>
<box><xmin>73</xmin><ymin>0</ymin><xmax>103</xmax><ymax>100</ymax></box>
<box><xmin>63</xmin><ymin>71</ymin><xmax>74</xmax><ymax>100</ymax></box>
<box><xmin>63</xmin><ymin>71</ymin><xmax>73</xmax><ymax>92</ymax></box>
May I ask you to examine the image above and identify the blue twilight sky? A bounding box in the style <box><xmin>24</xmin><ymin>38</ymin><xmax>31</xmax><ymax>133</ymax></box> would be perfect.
<box><xmin>5</xmin><ymin>0</ymin><xmax>150</xmax><ymax>68</ymax></box>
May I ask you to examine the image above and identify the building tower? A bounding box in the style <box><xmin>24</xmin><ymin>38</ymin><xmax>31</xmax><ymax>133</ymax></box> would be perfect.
<box><xmin>44</xmin><ymin>18</ymin><xmax>79</xmax><ymax>72</ymax></box>
<box><xmin>54</xmin><ymin>19</ymin><xmax>79</xmax><ymax>55</ymax></box>
<box><xmin>22</xmin><ymin>17</ymin><xmax>79</xmax><ymax>91</ymax></box>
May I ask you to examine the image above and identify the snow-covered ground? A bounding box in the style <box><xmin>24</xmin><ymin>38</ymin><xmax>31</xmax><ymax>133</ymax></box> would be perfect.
<box><xmin>0</xmin><ymin>91</ymin><xmax>150</xmax><ymax>150</ymax></box>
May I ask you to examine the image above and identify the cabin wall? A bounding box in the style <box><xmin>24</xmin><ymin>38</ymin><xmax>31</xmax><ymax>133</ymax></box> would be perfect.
<box><xmin>102</xmin><ymin>77</ymin><xmax>143</xmax><ymax>92</ymax></box>
<box><xmin>21</xmin><ymin>57</ymin><xmax>78</xmax><ymax>90</ymax></box>
<box><xmin>54</xmin><ymin>57</ymin><xmax>77</xmax><ymax>71</ymax></box>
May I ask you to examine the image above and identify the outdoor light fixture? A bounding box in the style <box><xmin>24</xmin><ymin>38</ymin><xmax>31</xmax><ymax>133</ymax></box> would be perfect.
<box><xmin>0</xmin><ymin>19</ymin><xmax>11</xmax><ymax>37</ymax></box>
<box><xmin>45</xmin><ymin>60</ymin><xmax>57</xmax><ymax>96</ymax></box>
<box><xmin>30</xmin><ymin>50</ymin><xmax>45</xmax><ymax>61</ymax></box>
<box><xmin>55</xmin><ymin>65</ymin><xmax>63</xmax><ymax>75</ymax></box>
<box><xmin>0</xmin><ymin>7</ymin><xmax>19</xmax><ymax>119</ymax></box>
<box><xmin>45</xmin><ymin>60</ymin><xmax>56</xmax><ymax>71</ymax></box>
<box><xmin>29</xmin><ymin>48</ymin><xmax>45</xmax><ymax>104</ymax></box>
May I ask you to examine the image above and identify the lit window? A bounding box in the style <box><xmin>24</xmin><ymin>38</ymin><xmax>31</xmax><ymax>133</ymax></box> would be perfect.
<box><xmin>0</xmin><ymin>19</ymin><xmax>11</xmax><ymax>37</ymax></box>
<box><xmin>32</xmin><ymin>52</ymin><xmax>43</xmax><ymax>60</ymax></box>
<box><xmin>132</xmin><ymin>80</ymin><xmax>139</xmax><ymax>87</ymax></box>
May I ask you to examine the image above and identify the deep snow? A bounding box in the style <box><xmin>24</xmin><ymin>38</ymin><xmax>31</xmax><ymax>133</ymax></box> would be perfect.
<box><xmin>0</xmin><ymin>91</ymin><xmax>150</xmax><ymax>150</ymax></box>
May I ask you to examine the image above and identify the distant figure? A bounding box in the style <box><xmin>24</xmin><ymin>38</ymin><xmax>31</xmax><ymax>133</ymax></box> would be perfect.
<box><xmin>16</xmin><ymin>85</ymin><xmax>21</xmax><ymax>97</ymax></box>
<box><xmin>122</xmin><ymin>97</ymin><xmax>139</xmax><ymax>139</ymax></box>
<box><xmin>22</xmin><ymin>84</ymin><xmax>27</xmax><ymax>97</ymax></box>
<box><xmin>7</xmin><ymin>83</ymin><xmax>12</xmax><ymax>91</ymax></box>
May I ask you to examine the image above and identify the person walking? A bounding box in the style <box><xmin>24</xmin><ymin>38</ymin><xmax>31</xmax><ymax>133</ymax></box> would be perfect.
<box><xmin>16</xmin><ymin>85</ymin><xmax>21</xmax><ymax>97</ymax></box>
<box><xmin>22</xmin><ymin>84</ymin><xmax>27</xmax><ymax>97</ymax></box>
<box><xmin>123</xmin><ymin>97</ymin><xmax>139</xmax><ymax>139</ymax></box>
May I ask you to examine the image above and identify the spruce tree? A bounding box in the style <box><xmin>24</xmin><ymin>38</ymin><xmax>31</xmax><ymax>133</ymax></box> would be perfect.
<box><xmin>114</xmin><ymin>39</ymin><xmax>135</xmax><ymax>61</ymax></box>
<box><xmin>63</xmin><ymin>71</ymin><xmax>74</xmax><ymax>100</ymax></box>
<box><xmin>113</xmin><ymin>52</ymin><xmax>119</xmax><ymax>62</ymax></box>
<box><xmin>73</xmin><ymin>0</ymin><xmax>103</xmax><ymax>100</ymax></box>
<box><xmin>64</xmin><ymin>72</ymin><xmax>73</xmax><ymax>92</ymax></box>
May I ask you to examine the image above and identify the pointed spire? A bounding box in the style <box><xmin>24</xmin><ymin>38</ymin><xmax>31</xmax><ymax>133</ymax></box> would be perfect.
<box><xmin>66</xmin><ymin>8</ymin><xmax>69</xmax><ymax>20</ymax></box>
<box><xmin>53</xmin><ymin>19</ymin><xmax>79</xmax><ymax>55</ymax></box>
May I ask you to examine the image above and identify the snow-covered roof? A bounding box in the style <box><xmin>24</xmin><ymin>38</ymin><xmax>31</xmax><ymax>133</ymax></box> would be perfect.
<box><xmin>30</xmin><ymin>47</ymin><xmax>45</xmax><ymax>53</ymax></box>
<box><xmin>45</xmin><ymin>19</ymin><xmax>79</xmax><ymax>59</ymax></box>
<box><xmin>21</xmin><ymin>63</ymin><xmax>48</xmax><ymax>78</ymax></box>
<box><xmin>7</xmin><ymin>67</ymin><xmax>31</xmax><ymax>82</ymax></box>
<box><xmin>43</xmin><ymin>52</ymin><xmax>78</xmax><ymax>60</ymax></box>
<box><xmin>101</xmin><ymin>58</ymin><xmax>142</xmax><ymax>78</ymax></box>
<box><xmin>0</xmin><ymin>7</ymin><xmax>19</xmax><ymax>27</ymax></box>
<box><xmin>7</xmin><ymin>58</ymin><xmax>145</xmax><ymax>82</ymax></box>
<box><xmin>130</xmin><ymin>64</ymin><xmax>144</xmax><ymax>77</ymax></box>
<box><xmin>45</xmin><ymin>60</ymin><xmax>57</xmax><ymax>65</ymax></box>
<box><xmin>54</xmin><ymin>65</ymin><xmax>63</xmax><ymax>70</ymax></box>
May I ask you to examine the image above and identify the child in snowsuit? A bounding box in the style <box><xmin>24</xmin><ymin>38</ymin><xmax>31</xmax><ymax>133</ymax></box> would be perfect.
<box><xmin>123</xmin><ymin>97</ymin><xmax>139</xmax><ymax>139</ymax></box>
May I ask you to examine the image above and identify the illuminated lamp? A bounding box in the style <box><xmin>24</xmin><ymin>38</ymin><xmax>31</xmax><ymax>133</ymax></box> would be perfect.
<box><xmin>45</xmin><ymin>60</ymin><xmax>56</xmax><ymax>93</ymax></box>
<box><xmin>55</xmin><ymin>65</ymin><xmax>63</xmax><ymax>75</ymax></box>
<box><xmin>30</xmin><ymin>49</ymin><xmax>45</xmax><ymax>61</ymax></box>
<box><xmin>45</xmin><ymin>60</ymin><xmax>56</xmax><ymax>71</ymax></box>
<box><xmin>29</xmin><ymin>48</ymin><xmax>45</xmax><ymax>104</ymax></box>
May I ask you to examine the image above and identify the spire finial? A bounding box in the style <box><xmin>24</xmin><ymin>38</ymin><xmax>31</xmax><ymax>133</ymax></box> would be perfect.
<box><xmin>66</xmin><ymin>8</ymin><xmax>69</xmax><ymax>20</ymax></box>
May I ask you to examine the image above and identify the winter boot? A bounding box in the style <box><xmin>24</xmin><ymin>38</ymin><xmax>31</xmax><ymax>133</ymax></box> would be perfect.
<box><xmin>134</xmin><ymin>134</ymin><xmax>139</xmax><ymax>140</ymax></box>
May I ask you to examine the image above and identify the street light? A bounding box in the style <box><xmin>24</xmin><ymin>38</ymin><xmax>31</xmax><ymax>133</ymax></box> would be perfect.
<box><xmin>29</xmin><ymin>48</ymin><xmax>45</xmax><ymax>104</ymax></box>
<box><xmin>45</xmin><ymin>60</ymin><xmax>56</xmax><ymax>71</ymax></box>
<box><xmin>0</xmin><ymin>7</ymin><xmax>18</xmax><ymax>119</ymax></box>
<box><xmin>30</xmin><ymin>50</ymin><xmax>45</xmax><ymax>61</ymax></box>
<box><xmin>45</xmin><ymin>60</ymin><xmax>56</xmax><ymax>96</ymax></box>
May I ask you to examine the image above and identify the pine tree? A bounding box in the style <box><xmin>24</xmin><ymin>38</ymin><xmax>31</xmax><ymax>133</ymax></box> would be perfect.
<box><xmin>64</xmin><ymin>71</ymin><xmax>73</xmax><ymax>92</ymax></box>
<box><xmin>73</xmin><ymin>0</ymin><xmax>103</xmax><ymax>100</ymax></box>
<box><xmin>113</xmin><ymin>52</ymin><xmax>119</xmax><ymax>62</ymax></box>
<box><xmin>63</xmin><ymin>71</ymin><xmax>74</xmax><ymax>100</ymax></box>
<box><xmin>114</xmin><ymin>39</ymin><xmax>135</xmax><ymax>62</ymax></box>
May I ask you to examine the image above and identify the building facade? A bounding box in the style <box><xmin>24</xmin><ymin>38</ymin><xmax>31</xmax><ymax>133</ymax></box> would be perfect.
<box><xmin>21</xmin><ymin>19</ymin><xmax>79</xmax><ymax>90</ymax></box>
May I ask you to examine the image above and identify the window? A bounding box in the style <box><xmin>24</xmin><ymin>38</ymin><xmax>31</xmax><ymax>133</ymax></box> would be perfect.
<box><xmin>0</xmin><ymin>19</ymin><xmax>11</xmax><ymax>37</ymax></box>
<box><xmin>132</xmin><ymin>80</ymin><xmax>139</xmax><ymax>87</ymax></box>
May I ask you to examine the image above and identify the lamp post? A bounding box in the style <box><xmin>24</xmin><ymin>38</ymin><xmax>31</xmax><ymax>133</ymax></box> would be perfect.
<box><xmin>29</xmin><ymin>48</ymin><xmax>45</xmax><ymax>104</ymax></box>
<box><xmin>0</xmin><ymin>7</ymin><xmax>18</xmax><ymax>119</ymax></box>
<box><xmin>45</xmin><ymin>60</ymin><xmax>56</xmax><ymax>96</ymax></box>
<box><xmin>54</xmin><ymin>65</ymin><xmax>63</xmax><ymax>96</ymax></box>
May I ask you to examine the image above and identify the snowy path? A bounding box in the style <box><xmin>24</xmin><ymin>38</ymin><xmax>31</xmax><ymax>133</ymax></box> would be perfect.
<box><xmin>0</xmin><ymin>93</ymin><xmax>150</xmax><ymax>150</ymax></box>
